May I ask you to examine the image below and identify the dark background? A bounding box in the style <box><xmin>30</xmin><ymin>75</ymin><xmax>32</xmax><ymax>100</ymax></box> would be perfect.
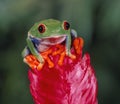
<box><xmin>0</xmin><ymin>0</ymin><xmax>120</xmax><ymax>104</ymax></box>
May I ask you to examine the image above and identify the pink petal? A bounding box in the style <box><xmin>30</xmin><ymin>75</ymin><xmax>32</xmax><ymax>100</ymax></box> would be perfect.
<box><xmin>28</xmin><ymin>50</ymin><xmax>98</xmax><ymax>104</ymax></box>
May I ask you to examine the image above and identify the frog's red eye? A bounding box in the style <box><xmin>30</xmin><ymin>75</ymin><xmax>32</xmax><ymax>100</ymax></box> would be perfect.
<box><xmin>63</xmin><ymin>21</ymin><xmax>70</xmax><ymax>30</ymax></box>
<box><xmin>38</xmin><ymin>24</ymin><xmax>46</xmax><ymax>33</ymax></box>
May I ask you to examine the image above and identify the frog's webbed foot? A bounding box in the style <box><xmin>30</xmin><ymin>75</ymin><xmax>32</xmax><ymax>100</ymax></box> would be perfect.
<box><xmin>24</xmin><ymin>48</ymin><xmax>55</xmax><ymax>70</ymax></box>
<box><xmin>73</xmin><ymin>37</ymin><xmax>84</xmax><ymax>55</ymax></box>
<box><xmin>23</xmin><ymin>55</ymin><xmax>42</xmax><ymax>70</ymax></box>
<box><xmin>65</xmin><ymin>37</ymin><xmax>84</xmax><ymax>60</ymax></box>
<box><xmin>22</xmin><ymin>46</ymin><xmax>45</xmax><ymax>70</ymax></box>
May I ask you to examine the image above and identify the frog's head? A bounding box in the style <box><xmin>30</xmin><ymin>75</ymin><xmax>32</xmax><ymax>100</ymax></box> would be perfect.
<box><xmin>28</xmin><ymin>19</ymin><xmax>71</xmax><ymax>45</ymax></box>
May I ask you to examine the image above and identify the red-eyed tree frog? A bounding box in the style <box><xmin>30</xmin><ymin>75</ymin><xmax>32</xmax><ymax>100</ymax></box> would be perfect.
<box><xmin>22</xmin><ymin>19</ymin><xmax>77</xmax><ymax>64</ymax></box>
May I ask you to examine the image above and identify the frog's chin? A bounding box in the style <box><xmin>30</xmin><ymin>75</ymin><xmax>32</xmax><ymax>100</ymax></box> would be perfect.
<box><xmin>40</xmin><ymin>35</ymin><xmax>66</xmax><ymax>45</ymax></box>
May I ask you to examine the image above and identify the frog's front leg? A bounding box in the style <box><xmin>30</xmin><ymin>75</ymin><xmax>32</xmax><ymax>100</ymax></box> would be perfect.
<box><xmin>27</xmin><ymin>37</ymin><xmax>44</xmax><ymax>64</ymax></box>
<box><xmin>22</xmin><ymin>46</ymin><xmax>30</xmax><ymax>58</ymax></box>
<box><xmin>66</xmin><ymin>35</ymin><xmax>76</xmax><ymax>59</ymax></box>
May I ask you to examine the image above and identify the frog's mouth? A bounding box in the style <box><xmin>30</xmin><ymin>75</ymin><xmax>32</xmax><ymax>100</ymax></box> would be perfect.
<box><xmin>40</xmin><ymin>35</ymin><xmax>66</xmax><ymax>45</ymax></box>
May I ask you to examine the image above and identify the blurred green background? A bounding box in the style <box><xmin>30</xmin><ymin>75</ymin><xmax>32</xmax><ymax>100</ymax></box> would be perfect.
<box><xmin>0</xmin><ymin>0</ymin><xmax>120</xmax><ymax>104</ymax></box>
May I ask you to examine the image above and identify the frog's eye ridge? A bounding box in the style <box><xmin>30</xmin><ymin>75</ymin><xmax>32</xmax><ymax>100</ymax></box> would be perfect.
<box><xmin>63</xmin><ymin>21</ymin><xmax>70</xmax><ymax>30</ymax></box>
<box><xmin>38</xmin><ymin>24</ymin><xmax>46</xmax><ymax>33</ymax></box>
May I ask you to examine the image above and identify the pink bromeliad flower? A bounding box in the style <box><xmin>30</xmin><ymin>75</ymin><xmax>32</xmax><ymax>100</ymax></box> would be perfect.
<box><xmin>24</xmin><ymin>37</ymin><xmax>98</xmax><ymax>104</ymax></box>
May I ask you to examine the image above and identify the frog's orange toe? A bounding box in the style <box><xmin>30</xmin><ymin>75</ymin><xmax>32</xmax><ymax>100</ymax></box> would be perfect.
<box><xmin>73</xmin><ymin>37</ymin><xmax>84</xmax><ymax>54</ymax></box>
<box><xmin>24</xmin><ymin>58</ymin><xmax>37</xmax><ymax>69</ymax></box>
<box><xmin>37</xmin><ymin>63</ymin><xmax>45</xmax><ymax>70</ymax></box>
<box><xmin>24</xmin><ymin>55</ymin><xmax>42</xmax><ymax>70</ymax></box>
<box><xmin>46</xmin><ymin>57</ymin><xmax>54</xmax><ymax>68</ymax></box>
<box><xmin>58</xmin><ymin>51</ymin><xmax>66</xmax><ymax>66</ymax></box>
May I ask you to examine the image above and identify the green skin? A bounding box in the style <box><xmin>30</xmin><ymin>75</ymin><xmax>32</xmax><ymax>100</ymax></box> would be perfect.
<box><xmin>22</xmin><ymin>19</ymin><xmax>77</xmax><ymax>63</ymax></box>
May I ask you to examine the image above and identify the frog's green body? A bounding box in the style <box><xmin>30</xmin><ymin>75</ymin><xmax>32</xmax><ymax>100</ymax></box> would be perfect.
<box><xmin>22</xmin><ymin>19</ymin><xmax>77</xmax><ymax>63</ymax></box>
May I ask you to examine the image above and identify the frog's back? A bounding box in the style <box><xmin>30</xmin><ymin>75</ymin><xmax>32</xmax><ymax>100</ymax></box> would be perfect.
<box><xmin>36</xmin><ymin>19</ymin><xmax>61</xmax><ymax>25</ymax></box>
